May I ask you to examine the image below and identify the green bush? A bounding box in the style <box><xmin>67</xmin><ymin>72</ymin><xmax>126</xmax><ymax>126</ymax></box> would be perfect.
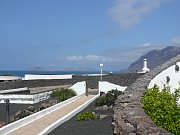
<box><xmin>95</xmin><ymin>89</ymin><xmax>123</xmax><ymax>106</ymax></box>
<box><xmin>141</xmin><ymin>86</ymin><xmax>180</xmax><ymax>135</ymax></box>
<box><xmin>95</xmin><ymin>96</ymin><xmax>107</xmax><ymax>106</ymax></box>
<box><xmin>51</xmin><ymin>88</ymin><xmax>76</xmax><ymax>102</ymax></box>
<box><xmin>77</xmin><ymin>111</ymin><xmax>97</xmax><ymax>121</ymax></box>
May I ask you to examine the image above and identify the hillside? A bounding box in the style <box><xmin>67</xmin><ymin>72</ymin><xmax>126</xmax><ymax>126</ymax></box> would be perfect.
<box><xmin>127</xmin><ymin>46</ymin><xmax>180</xmax><ymax>72</ymax></box>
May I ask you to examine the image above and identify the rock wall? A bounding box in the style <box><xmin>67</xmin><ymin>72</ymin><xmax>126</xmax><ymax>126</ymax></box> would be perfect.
<box><xmin>0</xmin><ymin>74</ymin><xmax>141</xmax><ymax>90</ymax></box>
<box><xmin>113</xmin><ymin>55</ymin><xmax>180</xmax><ymax>135</ymax></box>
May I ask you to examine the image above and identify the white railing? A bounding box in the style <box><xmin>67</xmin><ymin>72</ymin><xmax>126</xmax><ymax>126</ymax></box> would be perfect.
<box><xmin>0</xmin><ymin>91</ymin><xmax>52</xmax><ymax>104</ymax></box>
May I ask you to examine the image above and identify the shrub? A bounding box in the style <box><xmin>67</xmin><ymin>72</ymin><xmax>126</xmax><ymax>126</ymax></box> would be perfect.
<box><xmin>95</xmin><ymin>89</ymin><xmax>123</xmax><ymax>106</ymax></box>
<box><xmin>77</xmin><ymin>111</ymin><xmax>97</xmax><ymax>121</ymax></box>
<box><xmin>51</xmin><ymin>88</ymin><xmax>76</xmax><ymax>102</ymax></box>
<box><xmin>95</xmin><ymin>96</ymin><xmax>107</xmax><ymax>106</ymax></box>
<box><xmin>141</xmin><ymin>86</ymin><xmax>180</xmax><ymax>135</ymax></box>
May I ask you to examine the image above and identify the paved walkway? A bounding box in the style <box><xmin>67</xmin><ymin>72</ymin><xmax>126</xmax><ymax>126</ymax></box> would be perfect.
<box><xmin>8</xmin><ymin>95</ymin><xmax>95</xmax><ymax>135</ymax></box>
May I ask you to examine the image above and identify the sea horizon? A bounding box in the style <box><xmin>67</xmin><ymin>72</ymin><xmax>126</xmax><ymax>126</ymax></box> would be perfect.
<box><xmin>0</xmin><ymin>70</ymin><xmax>107</xmax><ymax>77</ymax></box>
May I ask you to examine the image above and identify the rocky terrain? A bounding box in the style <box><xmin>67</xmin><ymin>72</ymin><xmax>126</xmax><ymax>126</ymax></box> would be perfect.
<box><xmin>126</xmin><ymin>46</ymin><xmax>180</xmax><ymax>72</ymax></box>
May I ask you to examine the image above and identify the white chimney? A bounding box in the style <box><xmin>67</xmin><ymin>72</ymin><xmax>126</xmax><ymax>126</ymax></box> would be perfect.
<box><xmin>142</xmin><ymin>59</ymin><xmax>150</xmax><ymax>73</ymax></box>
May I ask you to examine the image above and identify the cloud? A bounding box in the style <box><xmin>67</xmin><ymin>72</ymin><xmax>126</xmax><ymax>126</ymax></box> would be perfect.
<box><xmin>172</xmin><ymin>36</ymin><xmax>180</xmax><ymax>44</ymax></box>
<box><xmin>139</xmin><ymin>42</ymin><xmax>150</xmax><ymax>47</ymax></box>
<box><xmin>66</xmin><ymin>43</ymin><xmax>165</xmax><ymax>63</ymax></box>
<box><xmin>108</xmin><ymin>0</ymin><xmax>171</xmax><ymax>30</ymax></box>
<box><xmin>66</xmin><ymin>55</ymin><xmax>116</xmax><ymax>62</ymax></box>
<box><xmin>102</xmin><ymin>44</ymin><xmax>165</xmax><ymax>62</ymax></box>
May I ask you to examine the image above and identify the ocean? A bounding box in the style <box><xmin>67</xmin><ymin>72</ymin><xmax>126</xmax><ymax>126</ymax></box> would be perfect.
<box><xmin>0</xmin><ymin>70</ymin><xmax>100</xmax><ymax>77</ymax></box>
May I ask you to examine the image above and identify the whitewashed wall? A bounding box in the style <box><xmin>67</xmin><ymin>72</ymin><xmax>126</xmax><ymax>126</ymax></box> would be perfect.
<box><xmin>99</xmin><ymin>81</ymin><xmax>127</xmax><ymax>93</ymax></box>
<box><xmin>0</xmin><ymin>91</ymin><xmax>52</xmax><ymax>104</ymax></box>
<box><xmin>148</xmin><ymin>62</ymin><xmax>180</xmax><ymax>104</ymax></box>
<box><xmin>69</xmin><ymin>81</ymin><xmax>86</xmax><ymax>95</ymax></box>
<box><xmin>0</xmin><ymin>94</ymin><xmax>34</xmax><ymax>104</ymax></box>
<box><xmin>0</xmin><ymin>81</ymin><xmax>86</xmax><ymax>104</ymax></box>
<box><xmin>0</xmin><ymin>76</ymin><xmax>22</xmax><ymax>81</ymax></box>
<box><xmin>148</xmin><ymin>62</ymin><xmax>180</xmax><ymax>92</ymax></box>
<box><xmin>0</xmin><ymin>87</ymin><xmax>28</xmax><ymax>94</ymax></box>
<box><xmin>23</xmin><ymin>74</ymin><xmax>73</xmax><ymax>80</ymax></box>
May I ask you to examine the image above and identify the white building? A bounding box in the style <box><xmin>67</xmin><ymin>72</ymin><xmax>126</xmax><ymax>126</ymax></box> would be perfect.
<box><xmin>138</xmin><ymin>59</ymin><xmax>150</xmax><ymax>73</ymax></box>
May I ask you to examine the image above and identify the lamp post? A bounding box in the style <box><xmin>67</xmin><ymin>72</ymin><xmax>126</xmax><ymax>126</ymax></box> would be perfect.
<box><xmin>100</xmin><ymin>63</ymin><xmax>103</xmax><ymax>82</ymax></box>
<box><xmin>5</xmin><ymin>99</ymin><xmax>10</xmax><ymax>124</ymax></box>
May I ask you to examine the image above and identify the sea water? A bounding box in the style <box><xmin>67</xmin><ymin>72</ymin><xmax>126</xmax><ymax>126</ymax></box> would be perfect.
<box><xmin>0</xmin><ymin>70</ymin><xmax>100</xmax><ymax>77</ymax></box>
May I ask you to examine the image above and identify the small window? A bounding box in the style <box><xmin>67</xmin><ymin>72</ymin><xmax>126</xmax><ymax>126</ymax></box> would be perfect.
<box><xmin>175</xmin><ymin>64</ymin><xmax>179</xmax><ymax>72</ymax></box>
<box><xmin>166</xmin><ymin>76</ymin><xmax>170</xmax><ymax>83</ymax></box>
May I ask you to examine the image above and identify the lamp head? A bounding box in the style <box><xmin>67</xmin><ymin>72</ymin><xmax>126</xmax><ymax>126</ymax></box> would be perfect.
<box><xmin>100</xmin><ymin>63</ymin><xmax>103</xmax><ymax>67</ymax></box>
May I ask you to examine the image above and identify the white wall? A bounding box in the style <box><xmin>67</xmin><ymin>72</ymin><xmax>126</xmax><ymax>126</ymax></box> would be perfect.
<box><xmin>0</xmin><ymin>76</ymin><xmax>22</xmax><ymax>81</ymax></box>
<box><xmin>69</xmin><ymin>81</ymin><xmax>86</xmax><ymax>95</ymax></box>
<box><xmin>148</xmin><ymin>62</ymin><xmax>180</xmax><ymax>104</ymax></box>
<box><xmin>0</xmin><ymin>81</ymin><xmax>86</xmax><ymax>104</ymax></box>
<box><xmin>149</xmin><ymin>62</ymin><xmax>180</xmax><ymax>92</ymax></box>
<box><xmin>23</xmin><ymin>74</ymin><xmax>73</xmax><ymax>80</ymax></box>
<box><xmin>99</xmin><ymin>81</ymin><xmax>127</xmax><ymax>93</ymax></box>
<box><xmin>0</xmin><ymin>94</ymin><xmax>34</xmax><ymax>104</ymax></box>
<box><xmin>0</xmin><ymin>91</ymin><xmax>52</xmax><ymax>104</ymax></box>
<box><xmin>0</xmin><ymin>87</ymin><xmax>28</xmax><ymax>94</ymax></box>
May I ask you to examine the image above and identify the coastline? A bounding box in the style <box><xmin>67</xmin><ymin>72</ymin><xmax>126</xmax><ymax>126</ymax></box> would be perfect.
<box><xmin>0</xmin><ymin>70</ymin><xmax>101</xmax><ymax>77</ymax></box>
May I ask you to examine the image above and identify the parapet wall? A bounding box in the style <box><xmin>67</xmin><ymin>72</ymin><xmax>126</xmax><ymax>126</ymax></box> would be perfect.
<box><xmin>113</xmin><ymin>55</ymin><xmax>180</xmax><ymax>135</ymax></box>
<box><xmin>0</xmin><ymin>74</ymin><xmax>141</xmax><ymax>91</ymax></box>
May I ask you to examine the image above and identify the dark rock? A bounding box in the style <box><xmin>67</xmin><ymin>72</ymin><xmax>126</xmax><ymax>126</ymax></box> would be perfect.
<box><xmin>0</xmin><ymin>121</ymin><xmax>5</xmax><ymax>128</ymax></box>
<box><xmin>108</xmin><ymin>105</ymin><xmax>113</xmax><ymax>110</ymax></box>
<box><xmin>15</xmin><ymin>110</ymin><xmax>22</xmax><ymax>118</ymax></box>
<box><xmin>40</xmin><ymin>103</ymin><xmax>48</xmax><ymax>110</ymax></box>
<box><xmin>102</xmin><ymin>105</ymin><xmax>108</xmax><ymax>110</ymax></box>
<box><xmin>25</xmin><ymin>110</ymin><xmax>34</xmax><ymax>115</ymax></box>
<box><xmin>99</xmin><ymin>114</ymin><xmax>108</xmax><ymax>119</ymax></box>
<box><xmin>94</xmin><ymin>106</ymin><xmax>103</xmax><ymax>110</ymax></box>
<box><xmin>95</xmin><ymin>114</ymin><xmax>100</xmax><ymax>119</ymax></box>
<box><xmin>9</xmin><ymin>115</ymin><xmax>15</xmax><ymax>122</ymax></box>
<box><xmin>128</xmin><ymin>133</ymin><xmax>135</xmax><ymax>135</ymax></box>
<box><xmin>28</xmin><ymin>106</ymin><xmax>35</xmax><ymax>112</ymax></box>
<box><xmin>49</xmin><ymin>100</ymin><xmax>58</xmax><ymax>106</ymax></box>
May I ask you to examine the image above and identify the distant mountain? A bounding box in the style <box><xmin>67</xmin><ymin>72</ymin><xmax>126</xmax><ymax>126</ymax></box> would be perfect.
<box><xmin>126</xmin><ymin>46</ymin><xmax>180</xmax><ymax>72</ymax></box>
<box><xmin>63</xmin><ymin>66</ymin><xmax>96</xmax><ymax>71</ymax></box>
<box><xmin>30</xmin><ymin>67</ymin><xmax>46</xmax><ymax>71</ymax></box>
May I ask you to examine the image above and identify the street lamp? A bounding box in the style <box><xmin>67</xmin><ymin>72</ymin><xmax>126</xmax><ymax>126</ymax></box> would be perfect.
<box><xmin>100</xmin><ymin>63</ymin><xmax>103</xmax><ymax>81</ymax></box>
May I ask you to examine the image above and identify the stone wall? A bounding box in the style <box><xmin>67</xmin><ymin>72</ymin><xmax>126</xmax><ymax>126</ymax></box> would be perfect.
<box><xmin>0</xmin><ymin>73</ymin><xmax>141</xmax><ymax>90</ymax></box>
<box><xmin>113</xmin><ymin>55</ymin><xmax>180</xmax><ymax>135</ymax></box>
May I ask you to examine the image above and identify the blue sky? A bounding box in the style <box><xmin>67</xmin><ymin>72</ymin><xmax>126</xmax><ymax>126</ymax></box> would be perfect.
<box><xmin>0</xmin><ymin>0</ymin><xmax>180</xmax><ymax>71</ymax></box>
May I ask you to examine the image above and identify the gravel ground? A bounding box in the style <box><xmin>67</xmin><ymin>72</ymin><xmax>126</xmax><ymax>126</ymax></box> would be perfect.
<box><xmin>48</xmin><ymin>101</ymin><xmax>113</xmax><ymax>135</ymax></box>
<box><xmin>0</xmin><ymin>99</ymin><xmax>52</xmax><ymax>122</ymax></box>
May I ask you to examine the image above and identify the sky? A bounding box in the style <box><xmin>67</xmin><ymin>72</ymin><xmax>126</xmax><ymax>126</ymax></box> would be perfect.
<box><xmin>0</xmin><ymin>0</ymin><xmax>180</xmax><ymax>71</ymax></box>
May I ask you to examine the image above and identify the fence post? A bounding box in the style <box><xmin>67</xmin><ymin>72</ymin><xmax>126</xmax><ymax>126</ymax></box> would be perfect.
<box><xmin>5</xmin><ymin>99</ymin><xmax>10</xmax><ymax>124</ymax></box>
<box><xmin>85</xmin><ymin>82</ymin><xmax>88</xmax><ymax>96</ymax></box>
